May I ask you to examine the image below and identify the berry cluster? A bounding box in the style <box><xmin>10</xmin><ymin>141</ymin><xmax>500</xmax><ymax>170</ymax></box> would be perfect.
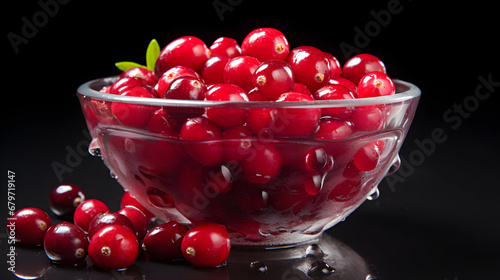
<box><xmin>7</xmin><ymin>185</ymin><xmax>230</xmax><ymax>270</ymax></box>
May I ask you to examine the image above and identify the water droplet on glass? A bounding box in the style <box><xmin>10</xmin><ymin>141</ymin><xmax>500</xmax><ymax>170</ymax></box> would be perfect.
<box><xmin>110</xmin><ymin>171</ymin><xmax>117</xmax><ymax>179</ymax></box>
<box><xmin>307</xmin><ymin>260</ymin><xmax>335</xmax><ymax>278</ymax></box>
<box><xmin>88</xmin><ymin>139</ymin><xmax>101</xmax><ymax>157</ymax></box>
<box><xmin>367</xmin><ymin>187</ymin><xmax>380</xmax><ymax>201</ymax></box>
<box><xmin>305</xmin><ymin>244</ymin><xmax>325</xmax><ymax>257</ymax></box>
<box><xmin>249</xmin><ymin>261</ymin><xmax>268</xmax><ymax>274</ymax></box>
<box><xmin>386</xmin><ymin>154</ymin><xmax>401</xmax><ymax>176</ymax></box>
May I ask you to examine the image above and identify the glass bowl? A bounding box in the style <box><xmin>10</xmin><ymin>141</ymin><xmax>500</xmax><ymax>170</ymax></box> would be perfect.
<box><xmin>77</xmin><ymin>76</ymin><xmax>420</xmax><ymax>247</ymax></box>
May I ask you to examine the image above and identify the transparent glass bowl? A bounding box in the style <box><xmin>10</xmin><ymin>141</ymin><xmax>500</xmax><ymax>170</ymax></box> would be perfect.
<box><xmin>77</xmin><ymin>77</ymin><xmax>420</xmax><ymax>247</ymax></box>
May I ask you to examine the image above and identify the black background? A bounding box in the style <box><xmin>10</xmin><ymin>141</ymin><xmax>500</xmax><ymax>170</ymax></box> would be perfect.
<box><xmin>2</xmin><ymin>0</ymin><xmax>499</xmax><ymax>279</ymax></box>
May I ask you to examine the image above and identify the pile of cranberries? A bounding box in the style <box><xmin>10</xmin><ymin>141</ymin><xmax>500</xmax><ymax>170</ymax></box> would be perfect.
<box><xmin>7</xmin><ymin>184</ymin><xmax>230</xmax><ymax>270</ymax></box>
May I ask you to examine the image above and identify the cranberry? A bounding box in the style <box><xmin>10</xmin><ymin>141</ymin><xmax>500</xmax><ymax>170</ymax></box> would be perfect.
<box><xmin>110</xmin><ymin>87</ymin><xmax>158</xmax><ymax>128</ymax></box>
<box><xmin>350</xmin><ymin>106</ymin><xmax>384</xmax><ymax>131</ymax></box>
<box><xmin>43</xmin><ymin>222</ymin><xmax>88</xmax><ymax>265</ymax></box>
<box><xmin>341</xmin><ymin>53</ymin><xmax>386</xmax><ymax>85</ymax></box>
<box><xmin>8</xmin><ymin>207</ymin><xmax>52</xmax><ymax>246</ymax></box>
<box><xmin>155</xmin><ymin>36</ymin><xmax>210</xmax><ymax>76</ymax></box>
<box><xmin>138</xmin><ymin>140</ymin><xmax>185</xmax><ymax>176</ymax></box>
<box><xmin>163</xmin><ymin>76</ymin><xmax>206</xmax><ymax>101</ymax></box>
<box><xmin>328</xmin><ymin>179</ymin><xmax>361</xmax><ymax>202</ymax></box>
<box><xmin>48</xmin><ymin>184</ymin><xmax>85</xmax><ymax>218</ymax></box>
<box><xmin>73</xmin><ymin>199</ymin><xmax>109</xmax><ymax>232</ymax></box>
<box><xmin>241</xmin><ymin>142</ymin><xmax>282</xmax><ymax>184</ymax></box>
<box><xmin>292</xmin><ymin>83</ymin><xmax>312</xmax><ymax>96</ymax></box>
<box><xmin>109</xmin><ymin>77</ymin><xmax>145</xmax><ymax>95</ymax></box>
<box><xmin>146</xmin><ymin>108</ymin><xmax>177</xmax><ymax>135</ymax></box>
<box><xmin>142</xmin><ymin>221</ymin><xmax>189</xmax><ymax>261</ymax></box>
<box><xmin>117</xmin><ymin>206</ymin><xmax>148</xmax><ymax>240</ymax></box>
<box><xmin>241</xmin><ymin>27</ymin><xmax>289</xmax><ymax>61</ymax></box>
<box><xmin>274</xmin><ymin>92</ymin><xmax>321</xmax><ymax>136</ymax></box>
<box><xmin>88</xmin><ymin>212</ymin><xmax>136</xmax><ymax>240</ymax></box>
<box><xmin>201</xmin><ymin>55</ymin><xmax>231</xmax><ymax>84</ymax></box>
<box><xmin>180</xmin><ymin>117</ymin><xmax>223</xmax><ymax>166</ymax></box>
<box><xmin>314</xmin><ymin>119</ymin><xmax>355</xmax><ymax>140</ymax></box>
<box><xmin>246</xmin><ymin>87</ymin><xmax>269</xmax><ymax>101</ymax></box>
<box><xmin>222</xmin><ymin>124</ymin><xmax>254</xmax><ymax>162</ymax></box>
<box><xmin>313</xmin><ymin>84</ymin><xmax>356</xmax><ymax>118</ymax></box>
<box><xmin>235</xmin><ymin>188</ymin><xmax>269</xmax><ymax>212</ymax></box>
<box><xmin>119</xmin><ymin>67</ymin><xmax>158</xmax><ymax>87</ymax></box>
<box><xmin>209</xmin><ymin>37</ymin><xmax>241</xmax><ymax>58</ymax></box>
<box><xmin>206</xmin><ymin>164</ymin><xmax>234</xmax><ymax>194</ymax></box>
<box><xmin>357</xmin><ymin>71</ymin><xmax>395</xmax><ymax>98</ymax></box>
<box><xmin>155</xmin><ymin>66</ymin><xmax>201</xmax><ymax>98</ymax></box>
<box><xmin>285</xmin><ymin>46</ymin><xmax>331</xmax><ymax>92</ymax></box>
<box><xmin>252</xmin><ymin>60</ymin><xmax>295</xmax><ymax>100</ymax></box>
<box><xmin>353</xmin><ymin>141</ymin><xmax>384</xmax><ymax>171</ymax></box>
<box><xmin>205</xmin><ymin>83</ymin><xmax>249</xmax><ymax>128</ymax></box>
<box><xmin>328</xmin><ymin>76</ymin><xmax>358</xmax><ymax>93</ymax></box>
<box><xmin>88</xmin><ymin>224</ymin><xmax>139</xmax><ymax>270</ymax></box>
<box><xmin>181</xmin><ymin>223</ymin><xmax>231</xmax><ymax>267</ymax></box>
<box><xmin>323</xmin><ymin>52</ymin><xmax>341</xmax><ymax>77</ymax></box>
<box><xmin>223</xmin><ymin>56</ymin><xmax>261</xmax><ymax>92</ymax></box>
<box><xmin>120</xmin><ymin>192</ymin><xmax>155</xmax><ymax>220</ymax></box>
<box><xmin>146</xmin><ymin>187</ymin><xmax>176</xmax><ymax>208</ymax></box>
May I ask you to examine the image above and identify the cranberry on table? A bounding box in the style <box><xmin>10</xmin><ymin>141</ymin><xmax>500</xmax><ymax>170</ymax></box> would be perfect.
<box><xmin>209</xmin><ymin>37</ymin><xmax>242</xmax><ymax>58</ymax></box>
<box><xmin>205</xmin><ymin>83</ymin><xmax>249</xmax><ymax>128</ymax></box>
<box><xmin>87</xmin><ymin>212</ymin><xmax>136</xmax><ymax>240</ymax></box>
<box><xmin>252</xmin><ymin>60</ymin><xmax>295</xmax><ymax>100</ymax></box>
<box><xmin>110</xmin><ymin>87</ymin><xmax>158</xmax><ymax>128</ymax></box>
<box><xmin>223</xmin><ymin>56</ymin><xmax>261</xmax><ymax>92</ymax></box>
<box><xmin>73</xmin><ymin>199</ymin><xmax>110</xmax><ymax>232</ymax></box>
<box><xmin>180</xmin><ymin>116</ymin><xmax>223</xmax><ymax>166</ymax></box>
<box><xmin>142</xmin><ymin>221</ymin><xmax>189</xmax><ymax>261</ymax></box>
<box><xmin>285</xmin><ymin>46</ymin><xmax>331</xmax><ymax>92</ymax></box>
<box><xmin>117</xmin><ymin>206</ymin><xmax>148</xmax><ymax>240</ymax></box>
<box><xmin>155</xmin><ymin>36</ymin><xmax>210</xmax><ymax>76</ymax></box>
<box><xmin>43</xmin><ymin>222</ymin><xmax>88</xmax><ymax>265</ymax></box>
<box><xmin>49</xmin><ymin>184</ymin><xmax>85</xmax><ymax>217</ymax></box>
<box><xmin>181</xmin><ymin>223</ymin><xmax>231</xmax><ymax>267</ymax></box>
<box><xmin>341</xmin><ymin>53</ymin><xmax>386</xmax><ymax>85</ymax></box>
<box><xmin>241</xmin><ymin>27</ymin><xmax>289</xmax><ymax>61</ymax></box>
<box><xmin>88</xmin><ymin>224</ymin><xmax>139</xmax><ymax>270</ymax></box>
<box><xmin>357</xmin><ymin>71</ymin><xmax>396</xmax><ymax>98</ymax></box>
<box><xmin>7</xmin><ymin>207</ymin><xmax>52</xmax><ymax>246</ymax></box>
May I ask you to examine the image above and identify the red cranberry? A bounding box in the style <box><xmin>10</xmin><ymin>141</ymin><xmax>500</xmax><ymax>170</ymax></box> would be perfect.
<box><xmin>146</xmin><ymin>187</ymin><xmax>176</xmax><ymax>208</ymax></box>
<box><xmin>201</xmin><ymin>55</ymin><xmax>231</xmax><ymax>84</ymax></box>
<box><xmin>353</xmin><ymin>141</ymin><xmax>384</xmax><ymax>171</ymax></box>
<box><xmin>223</xmin><ymin>56</ymin><xmax>261</xmax><ymax>92</ymax></box>
<box><xmin>313</xmin><ymin>84</ymin><xmax>356</xmax><ymax>118</ymax></box>
<box><xmin>292</xmin><ymin>83</ymin><xmax>312</xmax><ymax>96</ymax></box>
<box><xmin>48</xmin><ymin>184</ymin><xmax>85</xmax><ymax>218</ymax></box>
<box><xmin>328</xmin><ymin>179</ymin><xmax>361</xmax><ymax>202</ymax></box>
<box><xmin>139</xmin><ymin>140</ymin><xmax>185</xmax><ymax>176</ymax></box>
<box><xmin>357</xmin><ymin>71</ymin><xmax>395</xmax><ymax>98</ymax></box>
<box><xmin>274</xmin><ymin>92</ymin><xmax>321</xmax><ymax>136</ymax></box>
<box><xmin>8</xmin><ymin>207</ymin><xmax>52</xmax><ymax>246</ymax></box>
<box><xmin>142</xmin><ymin>221</ymin><xmax>189</xmax><ymax>260</ymax></box>
<box><xmin>206</xmin><ymin>164</ymin><xmax>234</xmax><ymax>194</ymax></box>
<box><xmin>246</xmin><ymin>87</ymin><xmax>269</xmax><ymax>101</ymax></box>
<box><xmin>73</xmin><ymin>199</ymin><xmax>109</xmax><ymax>232</ymax></box>
<box><xmin>328</xmin><ymin>76</ymin><xmax>358</xmax><ymax>94</ymax></box>
<box><xmin>181</xmin><ymin>223</ymin><xmax>231</xmax><ymax>267</ymax></box>
<box><xmin>205</xmin><ymin>83</ymin><xmax>249</xmax><ymax>128</ymax></box>
<box><xmin>285</xmin><ymin>46</ymin><xmax>331</xmax><ymax>92</ymax></box>
<box><xmin>147</xmin><ymin>109</ymin><xmax>178</xmax><ymax>135</ymax></box>
<box><xmin>117</xmin><ymin>206</ymin><xmax>148</xmax><ymax>240</ymax></box>
<box><xmin>88</xmin><ymin>224</ymin><xmax>139</xmax><ymax>270</ymax></box>
<box><xmin>43</xmin><ymin>222</ymin><xmax>88</xmax><ymax>265</ymax></box>
<box><xmin>341</xmin><ymin>53</ymin><xmax>386</xmax><ymax>85</ymax></box>
<box><xmin>109</xmin><ymin>77</ymin><xmax>145</xmax><ymax>95</ymax></box>
<box><xmin>209</xmin><ymin>37</ymin><xmax>241</xmax><ymax>58</ymax></box>
<box><xmin>314</xmin><ymin>119</ymin><xmax>355</xmax><ymax>140</ymax></box>
<box><xmin>222</xmin><ymin>124</ymin><xmax>254</xmax><ymax>162</ymax></box>
<box><xmin>163</xmin><ymin>76</ymin><xmax>206</xmax><ymax>101</ymax></box>
<box><xmin>350</xmin><ymin>106</ymin><xmax>384</xmax><ymax>131</ymax></box>
<box><xmin>241</xmin><ymin>27</ymin><xmax>289</xmax><ymax>61</ymax></box>
<box><xmin>252</xmin><ymin>60</ymin><xmax>295</xmax><ymax>100</ymax></box>
<box><xmin>87</xmin><ymin>212</ymin><xmax>136</xmax><ymax>240</ymax></box>
<box><xmin>110</xmin><ymin>87</ymin><xmax>158</xmax><ymax>128</ymax></box>
<box><xmin>241</xmin><ymin>142</ymin><xmax>282</xmax><ymax>184</ymax></box>
<box><xmin>155</xmin><ymin>36</ymin><xmax>210</xmax><ymax>76</ymax></box>
<box><xmin>180</xmin><ymin>117</ymin><xmax>223</xmax><ymax>166</ymax></box>
<box><xmin>155</xmin><ymin>66</ymin><xmax>201</xmax><ymax>98</ymax></box>
<box><xmin>120</xmin><ymin>192</ymin><xmax>155</xmax><ymax>220</ymax></box>
<box><xmin>120</xmin><ymin>67</ymin><xmax>158</xmax><ymax>86</ymax></box>
<box><xmin>235</xmin><ymin>188</ymin><xmax>269</xmax><ymax>212</ymax></box>
<box><xmin>323</xmin><ymin>52</ymin><xmax>342</xmax><ymax>77</ymax></box>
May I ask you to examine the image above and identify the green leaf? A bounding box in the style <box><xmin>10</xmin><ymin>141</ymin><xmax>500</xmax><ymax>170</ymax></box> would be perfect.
<box><xmin>115</xmin><ymin>61</ymin><xmax>147</xmax><ymax>72</ymax></box>
<box><xmin>146</xmin><ymin>39</ymin><xmax>161</xmax><ymax>71</ymax></box>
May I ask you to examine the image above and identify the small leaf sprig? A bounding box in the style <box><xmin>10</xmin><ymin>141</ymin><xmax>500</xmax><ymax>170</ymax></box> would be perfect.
<box><xmin>115</xmin><ymin>39</ymin><xmax>161</xmax><ymax>72</ymax></box>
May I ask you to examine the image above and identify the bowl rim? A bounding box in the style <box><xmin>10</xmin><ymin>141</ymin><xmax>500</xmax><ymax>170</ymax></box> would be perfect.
<box><xmin>77</xmin><ymin>76</ymin><xmax>420</xmax><ymax>108</ymax></box>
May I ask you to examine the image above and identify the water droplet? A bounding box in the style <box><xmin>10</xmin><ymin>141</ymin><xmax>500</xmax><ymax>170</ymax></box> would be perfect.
<box><xmin>110</xmin><ymin>171</ymin><xmax>117</xmax><ymax>179</ymax></box>
<box><xmin>305</xmin><ymin>244</ymin><xmax>325</xmax><ymax>257</ymax></box>
<box><xmin>307</xmin><ymin>260</ymin><xmax>335</xmax><ymax>278</ymax></box>
<box><xmin>249</xmin><ymin>261</ymin><xmax>268</xmax><ymax>274</ymax></box>
<box><xmin>367</xmin><ymin>187</ymin><xmax>380</xmax><ymax>201</ymax></box>
<box><xmin>88</xmin><ymin>139</ymin><xmax>101</xmax><ymax>157</ymax></box>
<box><xmin>386</xmin><ymin>154</ymin><xmax>401</xmax><ymax>175</ymax></box>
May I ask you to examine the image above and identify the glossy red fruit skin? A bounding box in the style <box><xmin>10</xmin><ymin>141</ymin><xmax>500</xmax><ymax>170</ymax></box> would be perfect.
<box><xmin>223</xmin><ymin>56</ymin><xmax>261</xmax><ymax>92</ymax></box>
<box><xmin>252</xmin><ymin>60</ymin><xmax>295</xmax><ymax>100</ymax></box>
<box><xmin>241</xmin><ymin>142</ymin><xmax>282</xmax><ymax>184</ymax></box>
<box><xmin>120</xmin><ymin>192</ymin><xmax>155</xmax><ymax>220</ymax></box>
<box><xmin>43</xmin><ymin>222</ymin><xmax>88</xmax><ymax>265</ymax></box>
<box><xmin>111</xmin><ymin>87</ymin><xmax>158</xmax><ymax>128</ymax></box>
<box><xmin>323</xmin><ymin>52</ymin><xmax>342</xmax><ymax>77</ymax></box>
<box><xmin>88</xmin><ymin>224</ymin><xmax>139</xmax><ymax>270</ymax></box>
<box><xmin>241</xmin><ymin>27</ymin><xmax>289</xmax><ymax>61</ymax></box>
<box><xmin>357</xmin><ymin>71</ymin><xmax>395</xmax><ymax>98</ymax></box>
<box><xmin>341</xmin><ymin>53</ymin><xmax>386</xmax><ymax>85</ymax></box>
<box><xmin>274</xmin><ymin>92</ymin><xmax>321</xmax><ymax>136</ymax></box>
<box><xmin>8</xmin><ymin>207</ymin><xmax>52</xmax><ymax>246</ymax></box>
<box><xmin>285</xmin><ymin>46</ymin><xmax>331</xmax><ymax>92</ymax></box>
<box><xmin>292</xmin><ymin>83</ymin><xmax>312</xmax><ymax>96</ymax></box>
<box><xmin>353</xmin><ymin>140</ymin><xmax>384</xmax><ymax>171</ymax></box>
<box><xmin>180</xmin><ymin>117</ymin><xmax>223</xmax><ymax>166</ymax></box>
<box><xmin>313</xmin><ymin>84</ymin><xmax>356</xmax><ymax>118</ymax></box>
<box><xmin>205</xmin><ymin>83</ymin><xmax>249</xmax><ymax>128</ymax></box>
<box><xmin>328</xmin><ymin>76</ymin><xmax>358</xmax><ymax>94</ymax></box>
<box><xmin>155</xmin><ymin>36</ymin><xmax>210</xmax><ymax>76</ymax></box>
<box><xmin>209</xmin><ymin>37</ymin><xmax>241</xmax><ymax>58</ymax></box>
<box><xmin>222</xmin><ymin>124</ymin><xmax>254</xmax><ymax>162</ymax></box>
<box><xmin>350</xmin><ymin>106</ymin><xmax>384</xmax><ymax>131</ymax></box>
<box><xmin>201</xmin><ymin>55</ymin><xmax>231</xmax><ymax>84</ymax></box>
<box><xmin>73</xmin><ymin>199</ymin><xmax>110</xmax><ymax>232</ymax></box>
<box><xmin>117</xmin><ymin>206</ymin><xmax>148</xmax><ymax>240</ymax></box>
<box><xmin>109</xmin><ymin>77</ymin><xmax>145</xmax><ymax>95</ymax></box>
<box><xmin>142</xmin><ymin>221</ymin><xmax>189</xmax><ymax>261</ymax></box>
<box><xmin>163</xmin><ymin>76</ymin><xmax>206</xmax><ymax>101</ymax></box>
<box><xmin>49</xmin><ymin>184</ymin><xmax>85</xmax><ymax>217</ymax></box>
<box><xmin>314</xmin><ymin>119</ymin><xmax>355</xmax><ymax>140</ymax></box>
<box><xmin>120</xmin><ymin>67</ymin><xmax>158</xmax><ymax>87</ymax></box>
<box><xmin>147</xmin><ymin>109</ymin><xmax>178</xmax><ymax>135</ymax></box>
<box><xmin>87</xmin><ymin>212</ymin><xmax>136</xmax><ymax>240</ymax></box>
<box><xmin>155</xmin><ymin>66</ymin><xmax>202</xmax><ymax>98</ymax></box>
<box><xmin>181</xmin><ymin>223</ymin><xmax>231</xmax><ymax>267</ymax></box>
